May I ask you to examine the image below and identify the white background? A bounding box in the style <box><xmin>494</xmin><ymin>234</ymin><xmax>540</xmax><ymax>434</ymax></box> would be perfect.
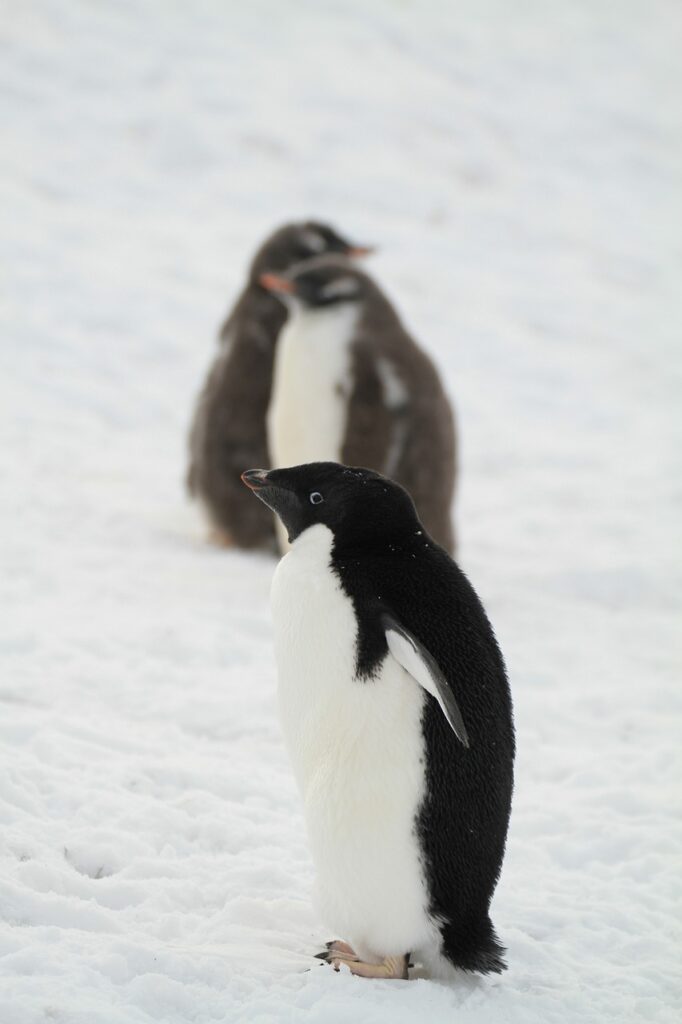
<box><xmin>1</xmin><ymin>1</ymin><xmax>680</xmax><ymax>1021</ymax></box>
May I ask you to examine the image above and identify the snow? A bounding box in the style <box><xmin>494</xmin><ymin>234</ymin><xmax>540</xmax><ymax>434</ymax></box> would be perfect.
<box><xmin>1</xmin><ymin>1</ymin><xmax>680</xmax><ymax>1021</ymax></box>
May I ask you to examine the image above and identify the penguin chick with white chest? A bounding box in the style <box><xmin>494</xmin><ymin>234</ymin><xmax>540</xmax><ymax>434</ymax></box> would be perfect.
<box><xmin>261</xmin><ymin>257</ymin><xmax>458</xmax><ymax>553</ymax></box>
<box><xmin>187</xmin><ymin>222</ymin><xmax>370</xmax><ymax>549</ymax></box>
<box><xmin>242</xmin><ymin>462</ymin><xmax>514</xmax><ymax>981</ymax></box>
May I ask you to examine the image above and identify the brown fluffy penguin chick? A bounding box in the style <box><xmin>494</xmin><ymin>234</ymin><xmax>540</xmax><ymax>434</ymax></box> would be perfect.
<box><xmin>263</xmin><ymin>257</ymin><xmax>457</xmax><ymax>553</ymax></box>
<box><xmin>187</xmin><ymin>222</ymin><xmax>371</xmax><ymax>549</ymax></box>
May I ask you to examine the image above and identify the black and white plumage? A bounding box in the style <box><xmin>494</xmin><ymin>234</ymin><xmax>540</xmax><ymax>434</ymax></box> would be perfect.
<box><xmin>242</xmin><ymin>462</ymin><xmax>514</xmax><ymax>980</ymax></box>
<box><xmin>187</xmin><ymin>222</ymin><xmax>369</xmax><ymax>549</ymax></box>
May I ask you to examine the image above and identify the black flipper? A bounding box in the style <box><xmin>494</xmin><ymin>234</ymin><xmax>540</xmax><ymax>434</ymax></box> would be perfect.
<box><xmin>380</xmin><ymin>612</ymin><xmax>470</xmax><ymax>748</ymax></box>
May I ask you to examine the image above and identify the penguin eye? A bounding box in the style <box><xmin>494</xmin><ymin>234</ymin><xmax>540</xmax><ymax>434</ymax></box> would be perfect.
<box><xmin>309</xmin><ymin>492</ymin><xmax>324</xmax><ymax>505</ymax></box>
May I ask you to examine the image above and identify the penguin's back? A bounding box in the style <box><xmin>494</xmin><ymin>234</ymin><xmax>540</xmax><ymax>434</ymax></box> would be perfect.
<box><xmin>333</xmin><ymin>538</ymin><xmax>515</xmax><ymax>973</ymax></box>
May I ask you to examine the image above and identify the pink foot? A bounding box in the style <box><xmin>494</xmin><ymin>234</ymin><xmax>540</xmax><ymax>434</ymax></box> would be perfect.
<box><xmin>331</xmin><ymin>952</ymin><xmax>409</xmax><ymax>980</ymax></box>
<box><xmin>315</xmin><ymin>939</ymin><xmax>359</xmax><ymax>962</ymax></box>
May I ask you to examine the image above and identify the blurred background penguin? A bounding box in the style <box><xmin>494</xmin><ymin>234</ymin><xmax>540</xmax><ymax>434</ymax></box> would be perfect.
<box><xmin>261</xmin><ymin>255</ymin><xmax>458</xmax><ymax>553</ymax></box>
<box><xmin>189</xmin><ymin>227</ymin><xmax>459</xmax><ymax>555</ymax></box>
<box><xmin>187</xmin><ymin>221</ymin><xmax>372</xmax><ymax>550</ymax></box>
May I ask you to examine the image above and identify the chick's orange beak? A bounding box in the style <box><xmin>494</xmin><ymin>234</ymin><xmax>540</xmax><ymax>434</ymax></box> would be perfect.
<box><xmin>259</xmin><ymin>272</ymin><xmax>295</xmax><ymax>294</ymax></box>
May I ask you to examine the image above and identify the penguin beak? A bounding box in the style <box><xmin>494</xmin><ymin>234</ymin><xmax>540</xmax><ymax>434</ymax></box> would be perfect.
<box><xmin>241</xmin><ymin>469</ymin><xmax>269</xmax><ymax>491</ymax></box>
<box><xmin>259</xmin><ymin>272</ymin><xmax>296</xmax><ymax>295</ymax></box>
<box><xmin>241</xmin><ymin>468</ymin><xmax>304</xmax><ymax>541</ymax></box>
<box><xmin>346</xmin><ymin>245</ymin><xmax>374</xmax><ymax>258</ymax></box>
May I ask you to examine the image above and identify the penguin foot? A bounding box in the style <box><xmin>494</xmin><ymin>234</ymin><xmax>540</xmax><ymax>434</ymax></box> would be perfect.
<box><xmin>330</xmin><ymin>952</ymin><xmax>409</xmax><ymax>980</ymax></box>
<box><xmin>207</xmin><ymin>527</ymin><xmax>234</xmax><ymax>548</ymax></box>
<box><xmin>314</xmin><ymin>939</ymin><xmax>359</xmax><ymax>962</ymax></box>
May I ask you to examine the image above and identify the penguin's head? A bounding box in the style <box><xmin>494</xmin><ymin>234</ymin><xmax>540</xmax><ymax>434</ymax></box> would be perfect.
<box><xmin>249</xmin><ymin>222</ymin><xmax>372</xmax><ymax>283</ymax></box>
<box><xmin>258</xmin><ymin>255</ymin><xmax>372</xmax><ymax>312</ymax></box>
<box><xmin>241</xmin><ymin>462</ymin><xmax>420</xmax><ymax>548</ymax></box>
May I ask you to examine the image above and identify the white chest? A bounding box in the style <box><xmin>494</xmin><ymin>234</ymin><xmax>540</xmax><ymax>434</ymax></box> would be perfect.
<box><xmin>267</xmin><ymin>304</ymin><xmax>357</xmax><ymax>469</ymax></box>
<box><xmin>270</xmin><ymin>525</ymin><xmax>360</xmax><ymax>791</ymax></box>
<box><xmin>270</xmin><ymin>526</ymin><xmax>431</xmax><ymax>953</ymax></box>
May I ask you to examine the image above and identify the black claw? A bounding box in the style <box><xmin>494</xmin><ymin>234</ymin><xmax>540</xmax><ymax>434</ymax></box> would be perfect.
<box><xmin>314</xmin><ymin>950</ymin><xmax>330</xmax><ymax>961</ymax></box>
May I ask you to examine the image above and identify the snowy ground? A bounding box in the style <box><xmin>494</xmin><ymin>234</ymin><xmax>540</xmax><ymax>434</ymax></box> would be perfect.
<box><xmin>1</xmin><ymin>1</ymin><xmax>681</xmax><ymax>1021</ymax></box>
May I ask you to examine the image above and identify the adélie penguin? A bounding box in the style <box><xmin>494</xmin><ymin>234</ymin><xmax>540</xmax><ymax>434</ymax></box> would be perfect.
<box><xmin>261</xmin><ymin>256</ymin><xmax>457</xmax><ymax>554</ymax></box>
<box><xmin>187</xmin><ymin>222</ymin><xmax>371</xmax><ymax>549</ymax></box>
<box><xmin>241</xmin><ymin>462</ymin><xmax>514</xmax><ymax>981</ymax></box>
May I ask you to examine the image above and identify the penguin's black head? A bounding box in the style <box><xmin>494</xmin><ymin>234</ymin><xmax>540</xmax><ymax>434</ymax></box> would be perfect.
<box><xmin>259</xmin><ymin>255</ymin><xmax>372</xmax><ymax>310</ymax></box>
<box><xmin>241</xmin><ymin>462</ymin><xmax>421</xmax><ymax>549</ymax></box>
<box><xmin>249</xmin><ymin>221</ymin><xmax>372</xmax><ymax>283</ymax></box>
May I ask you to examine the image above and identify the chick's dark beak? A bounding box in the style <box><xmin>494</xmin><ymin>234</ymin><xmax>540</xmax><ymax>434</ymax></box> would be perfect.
<box><xmin>241</xmin><ymin>469</ymin><xmax>269</xmax><ymax>490</ymax></box>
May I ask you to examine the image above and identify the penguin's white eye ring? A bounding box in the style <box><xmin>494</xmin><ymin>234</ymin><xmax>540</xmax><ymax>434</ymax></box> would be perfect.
<box><xmin>309</xmin><ymin>492</ymin><xmax>324</xmax><ymax>505</ymax></box>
